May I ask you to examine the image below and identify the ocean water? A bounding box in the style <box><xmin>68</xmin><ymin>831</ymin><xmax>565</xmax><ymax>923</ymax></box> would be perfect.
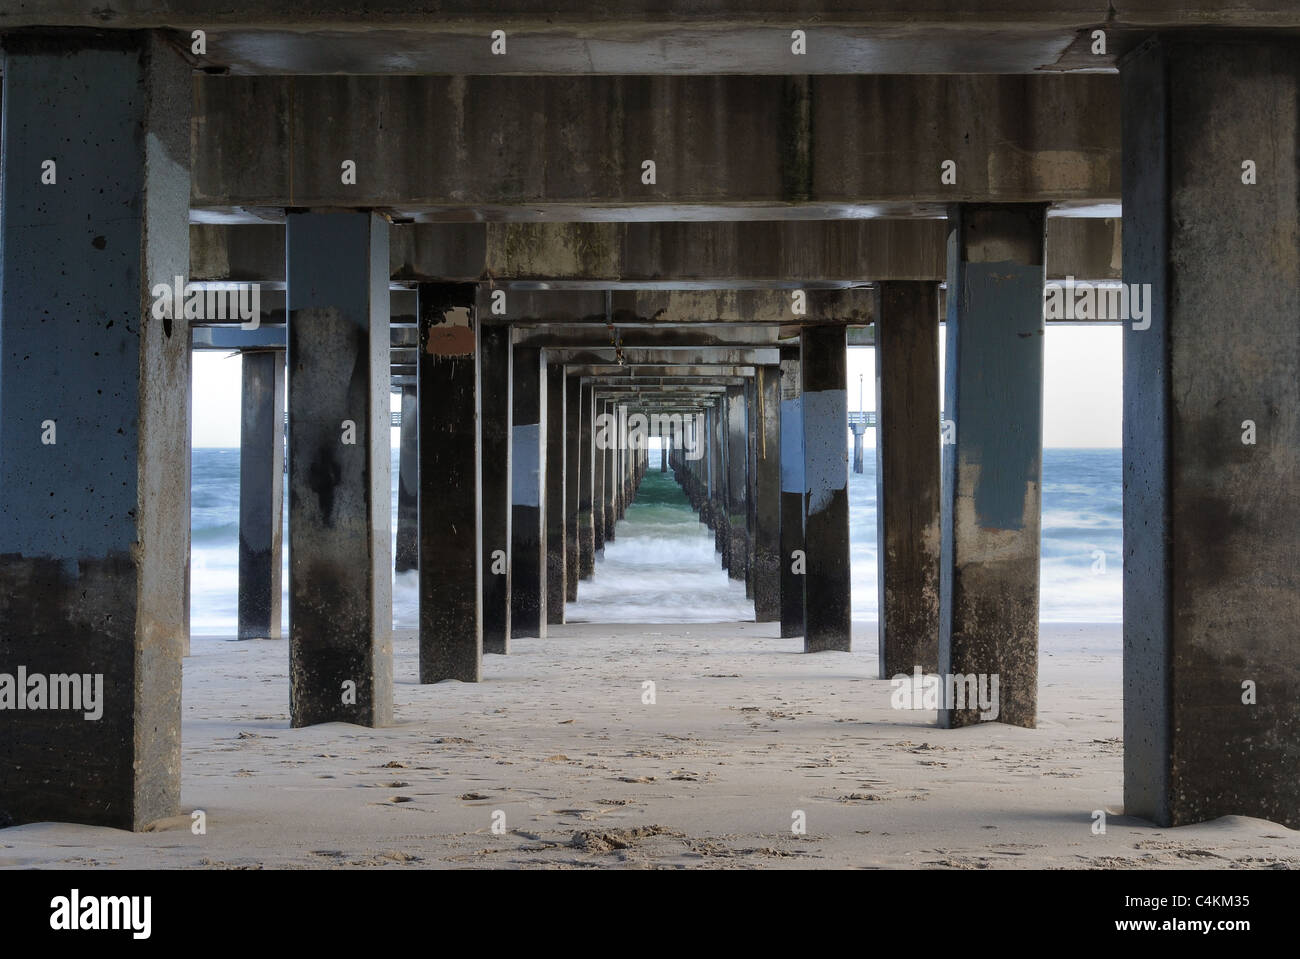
<box><xmin>190</xmin><ymin>446</ymin><xmax>1122</xmax><ymax>634</ymax></box>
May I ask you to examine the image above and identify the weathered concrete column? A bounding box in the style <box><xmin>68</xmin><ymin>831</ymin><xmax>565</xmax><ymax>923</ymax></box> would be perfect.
<box><xmin>286</xmin><ymin>211</ymin><xmax>393</xmax><ymax>728</ymax></box>
<box><xmin>594</xmin><ymin>398</ymin><xmax>608</xmax><ymax>552</ymax></box>
<box><xmin>725</xmin><ymin>385</ymin><xmax>749</xmax><ymax>583</ymax></box>
<box><xmin>745</xmin><ymin>379</ymin><xmax>758</xmax><ymax>599</ymax></box>
<box><xmin>875</xmin><ymin>282</ymin><xmax>941</xmax><ymax>678</ymax></box>
<box><xmin>801</xmin><ymin>326</ymin><xmax>851</xmax><ymax>652</ymax></box>
<box><xmin>394</xmin><ymin>385</ymin><xmax>419</xmax><ymax>573</ymax></box>
<box><xmin>417</xmin><ymin>283</ymin><xmax>481</xmax><ymax>683</ymax></box>
<box><xmin>702</xmin><ymin>409</ymin><xmax>716</xmax><ymax>528</ymax></box>
<box><xmin>565</xmin><ymin>373</ymin><xmax>583</xmax><ymax>598</ymax></box>
<box><xmin>713</xmin><ymin>396</ymin><xmax>729</xmax><ymax>559</ymax></box>
<box><xmin>939</xmin><ymin>204</ymin><xmax>1045</xmax><ymax>729</ymax></box>
<box><xmin>578</xmin><ymin>382</ymin><xmax>596</xmax><ymax>577</ymax></box>
<box><xmin>480</xmin><ymin>326</ymin><xmax>512</xmax><ymax>653</ymax></box>
<box><xmin>850</xmin><ymin>422</ymin><xmax>866</xmax><ymax>474</ymax></box>
<box><xmin>603</xmin><ymin>400</ymin><xmax>618</xmax><ymax>540</ymax></box>
<box><xmin>753</xmin><ymin>366</ymin><xmax>782</xmax><ymax>622</ymax></box>
<box><xmin>660</xmin><ymin>421</ymin><xmax>669</xmax><ymax>471</ymax></box>
<box><xmin>1122</xmin><ymin>37</ymin><xmax>1300</xmax><ymax>828</ymax></box>
<box><xmin>239</xmin><ymin>351</ymin><xmax>286</xmax><ymax>641</ymax></box>
<box><xmin>0</xmin><ymin>32</ymin><xmax>190</xmax><ymax>830</ymax></box>
<box><xmin>545</xmin><ymin>361</ymin><xmax>566</xmax><ymax>624</ymax></box>
<box><xmin>615</xmin><ymin>406</ymin><xmax>627</xmax><ymax>519</ymax></box>
<box><xmin>779</xmin><ymin>352</ymin><xmax>806</xmax><ymax>638</ymax></box>
<box><xmin>511</xmin><ymin>345</ymin><xmax>547</xmax><ymax>637</ymax></box>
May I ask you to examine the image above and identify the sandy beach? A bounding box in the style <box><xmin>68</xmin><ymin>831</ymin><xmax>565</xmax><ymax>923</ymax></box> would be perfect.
<box><xmin>2</xmin><ymin>620</ymin><xmax>1296</xmax><ymax>869</ymax></box>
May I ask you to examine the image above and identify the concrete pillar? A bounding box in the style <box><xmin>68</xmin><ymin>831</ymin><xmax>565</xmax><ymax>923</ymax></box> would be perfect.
<box><xmin>713</xmin><ymin>396</ymin><xmax>728</xmax><ymax>559</ymax></box>
<box><xmin>725</xmin><ymin>385</ymin><xmax>749</xmax><ymax>583</ymax></box>
<box><xmin>779</xmin><ymin>353</ymin><xmax>806</xmax><ymax>638</ymax></box>
<box><xmin>286</xmin><ymin>211</ymin><xmax>393</xmax><ymax>728</ymax></box>
<box><xmin>875</xmin><ymin>282</ymin><xmax>941</xmax><ymax>678</ymax></box>
<box><xmin>394</xmin><ymin>385</ymin><xmax>419</xmax><ymax>572</ymax></box>
<box><xmin>615</xmin><ymin>405</ymin><xmax>627</xmax><ymax>519</ymax></box>
<box><xmin>545</xmin><ymin>361</ymin><xmax>566</xmax><ymax>625</ymax></box>
<box><xmin>578</xmin><ymin>382</ymin><xmax>596</xmax><ymax>577</ymax></box>
<box><xmin>939</xmin><ymin>204</ymin><xmax>1045</xmax><ymax>729</ymax></box>
<box><xmin>594</xmin><ymin>398</ymin><xmax>608</xmax><ymax>552</ymax></box>
<box><xmin>660</xmin><ymin>421</ymin><xmax>669</xmax><ymax>471</ymax></box>
<box><xmin>480</xmin><ymin>326</ymin><xmax>512</xmax><ymax>653</ymax></box>
<box><xmin>565</xmin><ymin>373</ymin><xmax>583</xmax><ymax>598</ymax></box>
<box><xmin>511</xmin><ymin>345</ymin><xmax>547</xmax><ymax>638</ymax></box>
<box><xmin>800</xmin><ymin>326</ymin><xmax>851</xmax><ymax>652</ymax></box>
<box><xmin>753</xmin><ymin>367</ymin><xmax>782</xmax><ymax>622</ymax></box>
<box><xmin>851</xmin><ymin>424</ymin><xmax>866</xmax><ymax>474</ymax></box>
<box><xmin>417</xmin><ymin>283</ymin><xmax>481</xmax><ymax>683</ymax></box>
<box><xmin>239</xmin><ymin>351</ymin><xmax>286</xmax><ymax>641</ymax></box>
<box><xmin>0</xmin><ymin>32</ymin><xmax>190</xmax><ymax>830</ymax></box>
<box><xmin>745</xmin><ymin>380</ymin><xmax>757</xmax><ymax>599</ymax></box>
<box><xmin>1121</xmin><ymin>38</ymin><xmax>1300</xmax><ymax>828</ymax></box>
<box><xmin>701</xmin><ymin>409</ymin><xmax>716</xmax><ymax>529</ymax></box>
<box><xmin>603</xmin><ymin>400</ymin><xmax>618</xmax><ymax>541</ymax></box>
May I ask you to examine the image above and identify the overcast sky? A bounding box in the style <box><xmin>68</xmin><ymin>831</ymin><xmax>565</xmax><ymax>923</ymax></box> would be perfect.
<box><xmin>191</xmin><ymin>325</ymin><xmax>1122</xmax><ymax>449</ymax></box>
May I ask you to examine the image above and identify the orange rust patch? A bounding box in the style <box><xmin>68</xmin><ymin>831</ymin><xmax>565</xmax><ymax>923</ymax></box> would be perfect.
<box><xmin>425</xmin><ymin>325</ymin><xmax>476</xmax><ymax>357</ymax></box>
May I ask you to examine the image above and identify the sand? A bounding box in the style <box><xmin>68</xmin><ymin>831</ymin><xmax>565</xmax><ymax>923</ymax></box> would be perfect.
<box><xmin>2</xmin><ymin>621</ymin><xmax>1297</xmax><ymax>869</ymax></box>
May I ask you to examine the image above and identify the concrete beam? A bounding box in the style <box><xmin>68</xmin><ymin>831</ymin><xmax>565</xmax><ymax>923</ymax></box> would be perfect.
<box><xmin>191</xmin><ymin>74</ymin><xmax>1120</xmax><ymax>216</ymax></box>
<box><xmin>4</xmin><ymin>6</ymin><xmax>1294</xmax><ymax>75</ymax></box>
<box><xmin>193</xmin><ymin>220</ymin><xmax>1121</xmax><ymax>287</ymax></box>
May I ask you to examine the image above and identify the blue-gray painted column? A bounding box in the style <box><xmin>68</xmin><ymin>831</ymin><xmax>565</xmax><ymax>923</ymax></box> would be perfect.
<box><xmin>713</xmin><ymin>396</ymin><xmax>729</xmax><ymax>559</ymax></box>
<box><xmin>480</xmin><ymin>325</ymin><xmax>512</xmax><ymax>654</ymax></box>
<box><xmin>875</xmin><ymin>282</ymin><xmax>941</xmax><ymax>678</ymax></box>
<box><xmin>939</xmin><ymin>204</ymin><xmax>1045</xmax><ymax>729</ymax></box>
<box><xmin>566</xmin><ymin>372</ymin><xmax>584</xmax><ymax>598</ymax></box>
<box><xmin>239</xmin><ymin>350</ymin><xmax>286</xmax><ymax>641</ymax></box>
<box><xmin>286</xmin><ymin>211</ymin><xmax>393</xmax><ymax>728</ymax></box>
<box><xmin>725</xmin><ymin>387</ymin><xmax>748</xmax><ymax>580</ymax></box>
<box><xmin>779</xmin><ymin>352</ymin><xmax>806</xmax><ymax>638</ymax></box>
<box><xmin>594</xmin><ymin>397</ymin><xmax>608</xmax><ymax>552</ymax></box>
<box><xmin>754</xmin><ymin>366</ymin><xmax>783</xmax><ymax>621</ymax></box>
<box><xmin>1122</xmin><ymin>37</ymin><xmax>1300</xmax><ymax>828</ymax></box>
<box><xmin>417</xmin><ymin>283</ymin><xmax>481</xmax><ymax>683</ymax></box>
<box><xmin>800</xmin><ymin>326</ymin><xmax>851</xmax><ymax>652</ymax></box>
<box><xmin>745</xmin><ymin>379</ymin><xmax>758</xmax><ymax>598</ymax></box>
<box><xmin>602</xmin><ymin>399</ymin><xmax>618</xmax><ymax>542</ymax></box>
<box><xmin>511</xmin><ymin>345</ymin><xmax>547</xmax><ymax>638</ymax></box>
<box><xmin>395</xmin><ymin>384</ymin><xmax>419</xmax><ymax>573</ymax></box>
<box><xmin>545</xmin><ymin>360</ymin><xmax>566</xmax><ymax>624</ymax></box>
<box><xmin>0</xmin><ymin>32</ymin><xmax>191</xmax><ymax>830</ymax></box>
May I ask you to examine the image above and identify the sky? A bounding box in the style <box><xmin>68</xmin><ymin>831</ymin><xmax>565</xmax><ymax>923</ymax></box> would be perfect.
<box><xmin>191</xmin><ymin>325</ymin><xmax>1122</xmax><ymax>448</ymax></box>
